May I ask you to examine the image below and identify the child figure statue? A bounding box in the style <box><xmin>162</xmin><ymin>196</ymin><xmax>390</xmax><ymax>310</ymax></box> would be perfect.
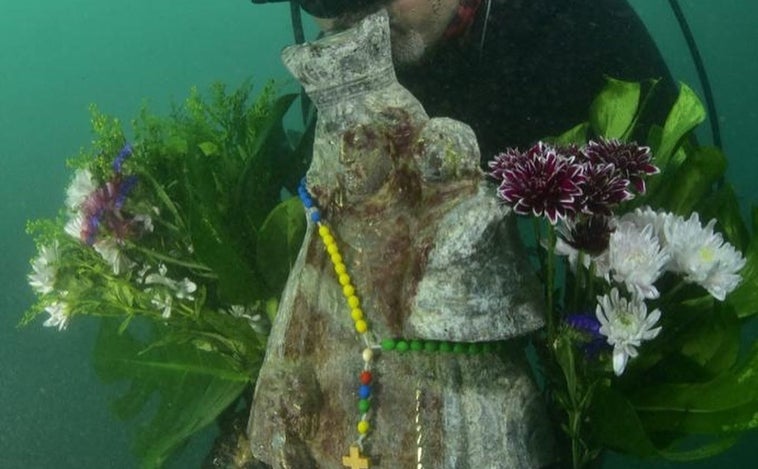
<box><xmin>248</xmin><ymin>9</ymin><xmax>554</xmax><ymax>468</ymax></box>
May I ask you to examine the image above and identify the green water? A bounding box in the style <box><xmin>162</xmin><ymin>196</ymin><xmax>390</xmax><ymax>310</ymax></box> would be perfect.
<box><xmin>1</xmin><ymin>1</ymin><xmax>755</xmax><ymax>467</ymax></box>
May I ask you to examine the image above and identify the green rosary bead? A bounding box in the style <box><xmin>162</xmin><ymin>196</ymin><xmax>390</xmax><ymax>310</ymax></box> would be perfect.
<box><xmin>439</xmin><ymin>342</ymin><xmax>452</xmax><ymax>353</ymax></box>
<box><xmin>453</xmin><ymin>343</ymin><xmax>467</xmax><ymax>354</ymax></box>
<box><xmin>395</xmin><ymin>340</ymin><xmax>410</xmax><ymax>353</ymax></box>
<box><xmin>381</xmin><ymin>338</ymin><xmax>396</xmax><ymax>351</ymax></box>
<box><xmin>359</xmin><ymin>399</ymin><xmax>371</xmax><ymax>413</ymax></box>
<box><xmin>423</xmin><ymin>340</ymin><xmax>439</xmax><ymax>352</ymax></box>
<box><xmin>410</xmin><ymin>340</ymin><xmax>423</xmax><ymax>351</ymax></box>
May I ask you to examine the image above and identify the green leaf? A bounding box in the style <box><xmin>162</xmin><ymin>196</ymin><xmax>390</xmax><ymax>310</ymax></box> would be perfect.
<box><xmin>676</xmin><ymin>303</ymin><xmax>740</xmax><ymax>377</ymax></box>
<box><xmin>589</xmin><ymin>77</ymin><xmax>641</xmax><ymax>139</ymax></box>
<box><xmin>631</xmin><ymin>342</ymin><xmax>758</xmax><ymax>434</ymax></box>
<box><xmin>198</xmin><ymin>141</ymin><xmax>219</xmax><ymax>156</ymax></box>
<box><xmin>547</xmin><ymin>122</ymin><xmax>589</xmax><ymax>147</ymax></box>
<box><xmin>588</xmin><ymin>386</ymin><xmax>659</xmax><ymax>457</ymax></box>
<box><xmin>726</xmin><ymin>238</ymin><xmax>758</xmax><ymax>318</ymax></box>
<box><xmin>93</xmin><ymin>318</ymin><xmax>250</xmax><ymax>468</ymax></box>
<box><xmin>649</xmin><ymin>146</ymin><xmax>726</xmax><ymax>215</ymax></box>
<box><xmin>659</xmin><ymin>434</ymin><xmax>739</xmax><ymax>461</ymax></box>
<box><xmin>234</xmin><ymin>93</ymin><xmax>299</xmax><ymax>229</ymax></box>
<box><xmin>256</xmin><ymin>196</ymin><xmax>307</xmax><ymax>291</ymax></box>
<box><xmin>697</xmin><ymin>184</ymin><xmax>751</xmax><ymax>252</ymax></box>
<box><xmin>654</xmin><ymin>83</ymin><xmax>706</xmax><ymax>172</ymax></box>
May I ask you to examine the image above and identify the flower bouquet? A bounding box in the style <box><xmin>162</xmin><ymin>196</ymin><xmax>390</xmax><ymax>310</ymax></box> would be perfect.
<box><xmin>24</xmin><ymin>76</ymin><xmax>758</xmax><ymax>468</ymax></box>
<box><xmin>24</xmin><ymin>81</ymin><xmax>310</xmax><ymax>467</ymax></box>
<box><xmin>488</xmin><ymin>79</ymin><xmax>758</xmax><ymax>467</ymax></box>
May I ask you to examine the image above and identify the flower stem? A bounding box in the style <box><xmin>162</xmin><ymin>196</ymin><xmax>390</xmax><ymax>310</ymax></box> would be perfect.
<box><xmin>127</xmin><ymin>243</ymin><xmax>215</xmax><ymax>273</ymax></box>
<box><xmin>546</xmin><ymin>223</ymin><xmax>557</xmax><ymax>339</ymax></box>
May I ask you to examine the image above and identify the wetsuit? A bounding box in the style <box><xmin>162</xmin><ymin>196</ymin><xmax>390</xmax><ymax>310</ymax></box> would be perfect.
<box><xmin>395</xmin><ymin>0</ymin><xmax>677</xmax><ymax>160</ymax></box>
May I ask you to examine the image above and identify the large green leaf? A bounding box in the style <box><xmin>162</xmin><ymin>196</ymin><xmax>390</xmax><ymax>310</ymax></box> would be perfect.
<box><xmin>726</xmin><ymin>237</ymin><xmax>758</xmax><ymax>318</ymax></box>
<box><xmin>93</xmin><ymin>318</ymin><xmax>250</xmax><ymax>468</ymax></box>
<box><xmin>675</xmin><ymin>303</ymin><xmax>740</xmax><ymax>378</ymax></box>
<box><xmin>589</xmin><ymin>77</ymin><xmax>640</xmax><ymax>139</ymax></box>
<box><xmin>548</xmin><ymin>122</ymin><xmax>589</xmax><ymax>147</ymax></box>
<box><xmin>631</xmin><ymin>342</ymin><xmax>758</xmax><ymax>434</ymax></box>
<box><xmin>697</xmin><ymin>184</ymin><xmax>752</xmax><ymax>252</ymax></box>
<box><xmin>648</xmin><ymin>145</ymin><xmax>726</xmax><ymax>215</ymax></box>
<box><xmin>588</xmin><ymin>386</ymin><xmax>659</xmax><ymax>458</ymax></box>
<box><xmin>256</xmin><ymin>196</ymin><xmax>307</xmax><ymax>292</ymax></box>
<box><xmin>654</xmin><ymin>83</ymin><xmax>706</xmax><ymax>172</ymax></box>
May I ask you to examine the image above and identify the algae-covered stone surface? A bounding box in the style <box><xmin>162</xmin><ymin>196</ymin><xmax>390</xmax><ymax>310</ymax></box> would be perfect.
<box><xmin>248</xmin><ymin>10</ymin><xmax>553</xmax><ymax>468</ymax></box>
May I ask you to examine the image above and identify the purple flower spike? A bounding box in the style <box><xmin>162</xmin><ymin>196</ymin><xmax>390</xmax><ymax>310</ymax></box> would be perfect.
<box><xmin>113</xmin><ymin>142</ymin><xmax>133</xmax><ymax>173</ymax></box>
<box><xmin>566</xmin><ymin>313</ymin><xmax>602</xmax><ymax>337</ymax></box>
<box><xmin>114</xmin><ymin>175</ymin><xmax>138</xmax><ymax>210</ymax></box>
<box><xmin>583</xmin><ymin>138</ymin><xmax>658</xmax><ymax>194</ymax></box>
<box><xmin>566</xmin><ymin>313</ymin><xmax>608</xmax><ymax>358</ymax></box>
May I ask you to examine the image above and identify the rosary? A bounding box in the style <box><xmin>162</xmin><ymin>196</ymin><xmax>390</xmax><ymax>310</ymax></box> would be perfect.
<box><xmin>297</xmin><ymin>178</ymin><xmax>504</xmax><ymax>468</ymax></box>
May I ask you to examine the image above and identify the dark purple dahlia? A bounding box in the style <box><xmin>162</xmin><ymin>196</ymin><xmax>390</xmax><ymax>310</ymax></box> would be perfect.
<box><xmin>576</xmin><ymin>162</ymin><xmax>633</xmax><ymax>215</ymax></box>
<box><xmin>558</xmin><ymin>214</ymin><xmax>613</xmax><ymax>256</ymax></box>
<box><xmin>583</xmin><ymin>138</ymin><xmax>658</xmax><ymax>193</ymax></box>
<box><xmin>488</xmin><ymin>147</ymin><xmax>522</xmax><ymax>181</ymax></box>
<box><xmin>495</xmin><ymin>142</ymin><xmax>585</xmax><ymax>224</ymax></box>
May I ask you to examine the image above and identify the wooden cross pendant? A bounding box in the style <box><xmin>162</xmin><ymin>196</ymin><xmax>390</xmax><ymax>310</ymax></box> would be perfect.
<box><xmin>342</xmin><ymin>445</ymin><xmax>370</xmax><ymax>469</ymax></box>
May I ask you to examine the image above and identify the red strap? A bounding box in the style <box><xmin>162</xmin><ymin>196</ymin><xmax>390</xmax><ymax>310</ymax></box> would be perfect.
<box><xmin>443</xmin><ymin>0</ymin><xmax>484</xmax><ymax>40</ymax></box>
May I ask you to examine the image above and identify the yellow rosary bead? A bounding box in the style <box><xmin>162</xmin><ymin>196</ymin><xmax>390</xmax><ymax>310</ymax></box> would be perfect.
<box><xmin>338</xmin><ymin>273</ymin><xmax>351</xmax><ymax>286</ymax></box>
<box><xmin>318</xmin><ymin>225</ymin><xmax>329</xmax><ymax>237</ymax></box>
<box><xmin>334</xmin><ymin>263</ymin><xmax>347</xmax><ymax>275</ymax></box>
<box><xmin>343</xmin><ymin>284</ymin><xmax>356</xmax><ymax>297</ymax></box>
<box><xmin>355</xmin><ymin>320</ymin><xmax>368</xmax><ymax>333</ymax></box>
<box><xmin>348</xmin><ymin>295</ymin><xmax>360</xmax><ymax>308</ymax></box>
<box><xmin>357</xmin><ymin>420</ymin><xmax>370</xmax><ymax>435</ymax></box>
<box><xmin>331</xmin><ymin>252</ymin><xmax>343</xmax><ymax>265</ymax></box>
<box><xmin>351</xmin><ymin>308</ymin><xmax>364</xmax><ymax>321</ymax></box>
<box><xmin>323</xmin><ymin>234</ymin><xmax>335</xmax><ymax>246</ymax></box>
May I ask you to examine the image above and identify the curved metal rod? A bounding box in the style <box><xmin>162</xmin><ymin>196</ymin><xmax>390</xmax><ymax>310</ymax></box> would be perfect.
<box><xmin>668</xmin><ymin>0</ymin><xmax>723</xmax><ymax>149</ymax></box>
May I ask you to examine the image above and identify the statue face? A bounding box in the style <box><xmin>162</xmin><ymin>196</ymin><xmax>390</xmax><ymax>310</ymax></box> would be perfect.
<box><xmin>313</xmin><ymin>0</ymin><xmax>460</xmax><ymax>65</ymax></box>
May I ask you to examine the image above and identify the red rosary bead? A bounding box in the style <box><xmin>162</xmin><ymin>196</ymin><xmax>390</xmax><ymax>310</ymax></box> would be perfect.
<box><xmin>360</xmin><ymin>370</ymin><xmax>372</xmax><ymax>385</ymax></box>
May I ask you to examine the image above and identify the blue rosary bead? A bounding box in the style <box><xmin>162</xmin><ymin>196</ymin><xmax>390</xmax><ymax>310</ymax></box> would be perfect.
<box><xmin>358</xmin><ymin>384</ymin><xmax>371</xmax><ymax>399</ymax></box>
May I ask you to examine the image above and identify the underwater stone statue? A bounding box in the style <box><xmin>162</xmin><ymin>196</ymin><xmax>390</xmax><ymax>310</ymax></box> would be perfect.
<box><xmin>248</xmin><ymin>10</ymin><xmax>553</xmax><ymax>468</ymax></box>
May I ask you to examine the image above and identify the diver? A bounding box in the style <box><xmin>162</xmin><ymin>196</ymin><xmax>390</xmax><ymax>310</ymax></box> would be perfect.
<box><xmin>253</xmin><ymin>0</ymin><xmax>689</xmax><ymax>162</ymax></box>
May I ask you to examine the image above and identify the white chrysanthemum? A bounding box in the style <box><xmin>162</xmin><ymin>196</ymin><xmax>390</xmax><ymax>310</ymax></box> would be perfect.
<box><xmin>664</xmin><ymin>213</ymin><xmax>746</xmax><ymax>299</ymax></box>
<box><xmin>93</xmin><ymin>238</ymin><xmax>135</xmax><ymax>275</ymax></box>
<box><xmin>617</xmin><ymin>206</ymin><xmax>672</xmax><ymax>242</ymax></box>
<box><xmin>28</xmin><ymin>242</ymin><xmax>59</xmax><ymax>294</ymax></box>
<box><xmin>65</xmin><ymin>169</ymin><xmax>97</xmax><ymax>210</ymax></box>
<box><xmin>43</xmin><ymin>300</ymin><xmax>70</xmax><ymax>331</ymax></box>
<box><xmin>64</xmin><ymin>212</ymin><xmax>84</xmax><ymax>240</ymax></box>
<box><xmin>608</xmin><ymin>222</ymin><xmax>669</xmax><ymax>299</ymax></box>
<box><xmin>701</xmin><ymin>242</ymin><xmax>746</xmax><ymax>301</ymax></box>
<box><xmin>596</xmin><ymin>288</ymin><xmax>662</xmax><ymax>375</ymax></box>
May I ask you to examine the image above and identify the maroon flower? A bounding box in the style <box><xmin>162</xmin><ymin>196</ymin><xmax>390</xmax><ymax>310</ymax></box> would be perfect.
<box><xmin>583</xmin><ymin>138</ymin><xmax>658</xmax><ymax>193</ymax></box>
<box><xmin>558</xmin><ymin>214</ymin><xmax>613</xmax><ymax>256</ymax></box>
<box><xmin>488</xmin><ymin>147</ymin><xmax>522</xmax><ymax>181</ymax></box>
<box><xmin>495</xmin><ymin>142</ymin><xmax>585</xmax><ymax>224</ymax></box>
<box><xmin>577</xmin><ymin>162</ymin><xmax>633</xmax><ymax>215</ymax></box>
